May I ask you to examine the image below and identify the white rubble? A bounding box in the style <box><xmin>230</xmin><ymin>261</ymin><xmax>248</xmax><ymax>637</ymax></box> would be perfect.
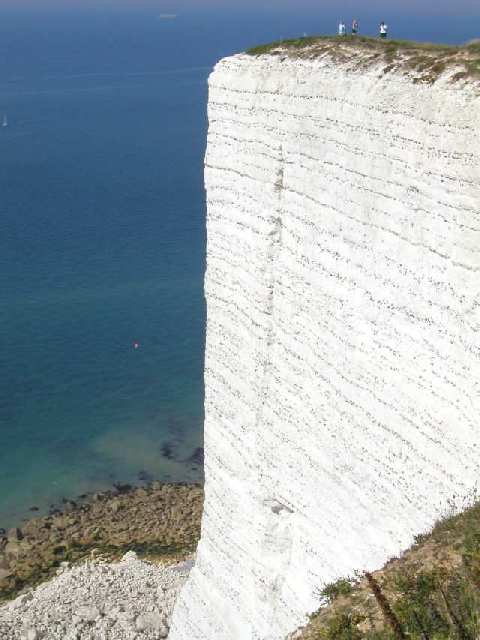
<box><xmin>0</xmin><ymin>551</ymin><xmax>191</xmax><ymax>639</ymax></box>
<box><xmin>170</xmin><ymin>52</ymin><xmax>480</xmax><ymax>639</ymax></box>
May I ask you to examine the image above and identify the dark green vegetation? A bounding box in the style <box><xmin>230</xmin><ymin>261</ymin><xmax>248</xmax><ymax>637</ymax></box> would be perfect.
<box><xmin>297</xmin><ymin>501</ymin><xmax>480</xmax><ymax>639</ymax></box>
<box><xmin>321</xmin><ymin>578</ymin><xmax>355</xmax><ymax>603</ymax></box>
<box><xmin>247</xmin><ymin>37</ymin><xmax>480</xmax><ymax>83</ymax></box>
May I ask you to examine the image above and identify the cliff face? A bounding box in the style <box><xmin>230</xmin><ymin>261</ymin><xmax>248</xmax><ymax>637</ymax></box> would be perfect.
<box><xmin>170</xmin><ymin>51</ymin><xmax>480</xmax><ymax>640</ymax></box>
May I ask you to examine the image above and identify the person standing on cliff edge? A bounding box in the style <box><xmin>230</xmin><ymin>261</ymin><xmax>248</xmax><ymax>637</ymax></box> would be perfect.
<box><xmin>352</xmin><ymin>19</ymin><xmax>359</xmax><ymax>35</ymax></box>
<box><xmin>338</xmin><ymin>21</ymin><xmax>346</xmax><ymax>36</ymax></box>
<box><xmin>379</xmin><ymin>21</ymin><xmax>388</xmax><ymax>38</ymax></box>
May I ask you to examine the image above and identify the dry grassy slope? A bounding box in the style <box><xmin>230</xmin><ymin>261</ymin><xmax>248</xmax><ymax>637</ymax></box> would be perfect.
<box><xmin>292</xmin><ymin>501</ymin><xmax>480</xmax><ymax>639</ymax></box>
<box><xmin>247</xmin><ymin>36</ymin><xmax>480</xmax><ymax>85</ymax></box>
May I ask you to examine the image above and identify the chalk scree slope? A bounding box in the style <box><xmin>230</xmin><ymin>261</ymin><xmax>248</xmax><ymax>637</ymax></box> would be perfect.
<box><xmin>0</xmin><ymin>552</ymin><xmax>193</xmax><ymax>639</ymax></box>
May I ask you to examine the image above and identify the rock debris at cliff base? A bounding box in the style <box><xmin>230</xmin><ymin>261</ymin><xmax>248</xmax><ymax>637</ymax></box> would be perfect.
<box><xmin>0</xmin><ymin>483</ymin><xmax>203</xmax><ymax>603</ymax></box>
<box><xmin>0</xmin><ymin>551</ymin><xmax>192</xmax><ymax>640</ymax></box>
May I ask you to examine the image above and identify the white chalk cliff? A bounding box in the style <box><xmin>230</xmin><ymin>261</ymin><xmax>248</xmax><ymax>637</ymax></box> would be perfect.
<box><xmin>170</xmin><ymin>48</ymin><xmax>480</xmax><ymax>639</ymax></box>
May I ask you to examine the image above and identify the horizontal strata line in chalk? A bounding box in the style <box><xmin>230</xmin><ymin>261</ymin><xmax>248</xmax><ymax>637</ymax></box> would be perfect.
<box><xmin>207</xmin><ymin>213</ymin><xmax>479</xmax><ymax>337</ymax></box>
<box><xmin>279</xmin><ymin>211</ymin><xmax>480</xmax><ymax>317</ymax></box>
<box><xmin>207</xmin><ymin>181</ymin><xmax>480</xmax><ymax>260</ymax></box>
<box><xmin>206</xmin><ymin>148</ymin><xmax>480</xmax><ymax>226</ymax></box>
<box><xmin>208</xmin><ymin>130</ymin><xmax>480</xmax><ymax>196</ymax></box>
<box><xmin>267</xmin><ymin>317</ymin><xmax>478</xmax><ymax>450</ymax></box>
<box><xmin>263</xmin><ymin>353</ymin><xmax>477</xmax><ymax>456</ymax></box>
<box><xmin>209</xmin><ymin>103</ymin><xmax>479</xmax><ymax>166</ymax></box>
<box><xmin>207</xmin><ymin>296</ymin><xmax>478</xmax><ymax>459</ymax></box>
<box><xmin>206</xmin><ymin>185</ymin><xmax>480</xmax><ymax>261</ymax></box>
<box><xmin>207</xmin><ymin>152</ymin><xmax>480</xmax><ymax>236</ymax></box>
<box><xmin>278</xmin><ymin>237</ymin><xmax>480</xmax><ymax>345</ymax></box>
<box><xmin>277</xmin><ymin>313</ymin><xmax>476</xmax><ymax>428</ymax></box>
<box><xmin>208</xmin><ymin>232</ymin><xmax>480</xmax><ymax>361</ymax></box>
<box><xmin>208</xmin><ymin>213</ymin><xmax>478</xmax><ymax>330</ymax></box>
<box><xmin>209</xmin><ymin>100</ymin><xmax>476</xmax><ymax>161</ymax></box>
<box><xmin>209</xmin><ymin>97</ymin><xmax>475</xmax><ymax>154</ymax></box>
<box><xmin>209</xmin><ymin>68</ymin><xmax>478</xmax><ymax>132</ymax></box>
<box><xmin>207</xmin><ymin>116</ymin><xmax>480</xmax><ymax>184</ymax></box>
<box><xmin>207</xmin><ymin>271</ymin><xmax>478</xmax><ymax>416</ymax></box>
<box><xmin>208</xmin><ymin>200</ymin><xmax>477</xmax><ymax>301</ymax></box>
<box><xmin>203</xmin><ymin>374</ymin><xmax>450</xmax><ymax>524</ymax></box>
<box><xmin>260</xmin><ymin>392</ymin><xmax>469</xmax><ymax>496</ymax></box>
<box><xmin>207</xmin><ymin>218</ymin><xmax>478</xmax><ymax>341</ymax></box>
<box><xmin>205</xmin><ymin>332</ymin><xmax>468</xmax><ymax>491</ymax></box>
<box><xmin>206</xmin><ymin>167</ymin><xmax>480</xmax><ymax>274</ymax></box>
<box><xmin>269</xmin><ymin>345</ymin><xmax>465</xmax><ymax>484</ymax></box>
<box><xmin>206</xmin><ymin>278</ymin><xmax>479</xmax><ymax>421</ymax></box>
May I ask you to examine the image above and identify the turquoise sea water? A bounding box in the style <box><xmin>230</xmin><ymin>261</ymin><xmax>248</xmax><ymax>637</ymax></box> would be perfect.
<box><xmin>0</xmin><ymin>12</ymin><xmax>213</xmax><ymax>526</ymax></box>
<box><xmin>0</xmin><ymin>8</ymin><xmax>478</xmax><ymax>528</ymax></box>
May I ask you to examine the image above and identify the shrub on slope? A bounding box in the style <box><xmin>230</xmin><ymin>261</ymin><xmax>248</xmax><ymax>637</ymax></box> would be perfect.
<box><xmin>294</xmin><ymin>501</ymin><xmax>480</xmax><ymax>639</ymax></box>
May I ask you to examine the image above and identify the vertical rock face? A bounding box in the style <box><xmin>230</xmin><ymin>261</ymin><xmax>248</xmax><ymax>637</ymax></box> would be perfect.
<box><xmin>170</xmin><ymin>52</ymin><xmax>480</xmax><ymax>639</ymax></box>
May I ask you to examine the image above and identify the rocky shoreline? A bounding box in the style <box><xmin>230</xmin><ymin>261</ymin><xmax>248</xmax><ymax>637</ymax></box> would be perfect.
<box><xmin>0</xmin><ymin>482</ymin><xmax>203</xmax><ymax>603</ymax></box>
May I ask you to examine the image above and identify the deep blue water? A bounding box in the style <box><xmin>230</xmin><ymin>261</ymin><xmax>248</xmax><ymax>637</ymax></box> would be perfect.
<box><xmin>0</xmin><ymin>8</ymin><xmax>478</xmax><ymax>528</ymax></box>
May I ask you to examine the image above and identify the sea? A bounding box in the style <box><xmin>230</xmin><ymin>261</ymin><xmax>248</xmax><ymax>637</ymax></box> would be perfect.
<box><xmin>0</xmin><ymin>6</ymin><xmax>478</xmax><ymax>528</ymax></box>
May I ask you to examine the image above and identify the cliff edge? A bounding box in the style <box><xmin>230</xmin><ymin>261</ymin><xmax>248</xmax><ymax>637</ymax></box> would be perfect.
<box><xmin>170</xmin><ymin>43</ymin><xmax>480</xmax><ymax>639</ymax></box>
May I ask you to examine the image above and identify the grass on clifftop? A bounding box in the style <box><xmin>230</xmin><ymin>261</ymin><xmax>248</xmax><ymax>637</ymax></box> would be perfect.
<box><xmin>247</xmin><ymin>36</ymin><xmax>480</xmax><ymax>83</ymax></box>
<box><xmin>294</xmin><ymin>500</ymin><xmax>480</xmax><ymax>639</ymax></box>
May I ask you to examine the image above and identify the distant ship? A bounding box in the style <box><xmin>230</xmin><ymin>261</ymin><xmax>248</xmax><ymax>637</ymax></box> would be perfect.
<box><xmin>2</xmin><ymin>114</ymin><xmax>7</xmax><ymax>128</ymax></box>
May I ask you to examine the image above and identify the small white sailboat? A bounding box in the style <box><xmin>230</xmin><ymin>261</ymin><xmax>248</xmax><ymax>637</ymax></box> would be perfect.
<box><xmin>1</xmin><ymin>114</ymin><xmax>7</xmax><ymax>128</ymax></box>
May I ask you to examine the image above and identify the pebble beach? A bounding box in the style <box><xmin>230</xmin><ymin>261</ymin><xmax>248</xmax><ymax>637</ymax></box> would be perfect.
<box><xmin>0</xmin><ymin>551</ymin><xmax>193</xmax><ymax>640</ymax></box>
<box><xmin>0</xmin><ymin>482</ymin><xmax>203</xmax><ymax>639</ymax></box>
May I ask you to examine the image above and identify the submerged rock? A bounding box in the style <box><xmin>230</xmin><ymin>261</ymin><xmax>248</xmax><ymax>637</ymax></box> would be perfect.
<box><xmin>7</xmin><ymin>528</ymin><xmax>23</xmax><ymax>542</ymax></box>
<box><xmin>186</xmin><ymin>447</ymin><xmax>204</xmax><ymax>466</ymax></box>
<box><xmin>160</xmin><ymin>442</ymin><xmax>175</xmax><ymax>460</ymax></box>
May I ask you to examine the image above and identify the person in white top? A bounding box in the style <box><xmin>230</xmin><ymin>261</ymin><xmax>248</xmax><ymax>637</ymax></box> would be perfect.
<box><xmin>338</xmin><ymin>21</ymin><xmax>346</xmax><ymax>36</ymax></box>
<box><xmin>379</xmin><ymin>21</ymin><xmax>388</xmax><ymax>38</ymax></box>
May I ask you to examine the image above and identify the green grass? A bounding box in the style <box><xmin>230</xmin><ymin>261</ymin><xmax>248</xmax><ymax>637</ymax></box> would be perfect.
<box><xmin>297</xmin><ymin>500</ymin><xmax>480</xmax><ymax>639</ymax></box>
<box><xmin>247</xmin><ymin>35</ymin><xmax>330</xmax><ymax>55</ymax></box>
<box><xmin>246</xmin><ymin>36</ymin><xmax>480</xmax><ymax>83</ymax></box>
<box><xmin>247</xmin><ymin>36</ymin><xmax>462</xmax><ymax>56</ymax></box>
<box><xmin>320</xmin><ymin>578</ymin><xmax>355</xmax><ymax>603</ymax></box>
<box><xmin>246</xmin><ymin>35</ymin><xmax>480</xmax><ymax>56</ymax></box>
